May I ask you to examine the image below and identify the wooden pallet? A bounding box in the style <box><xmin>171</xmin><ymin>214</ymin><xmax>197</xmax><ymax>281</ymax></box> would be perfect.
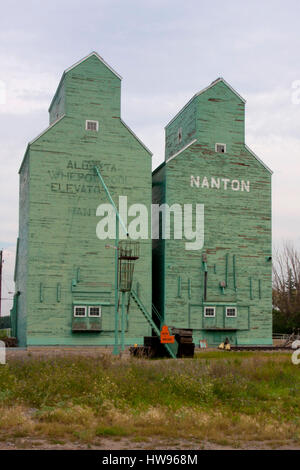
<box><xmin>138</xmin><ymin>329</ymin><xmax>196</xmax><ymax>359</ymax></box>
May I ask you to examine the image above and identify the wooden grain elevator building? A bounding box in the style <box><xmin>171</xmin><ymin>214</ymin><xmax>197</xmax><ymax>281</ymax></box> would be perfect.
<box><xmin>11</xmin><ymin>57</ymin><xmax>272</xmax><ymax>350</ymax></box>
<box><xmin>152</xmin><ymin>78</ymin><xmax>272</xmax><ymax>347</ymax></box>
<box><xmin>11</xmin><ymin>52</ymin><xmax>153</xmax><ymax>347</ymax></box>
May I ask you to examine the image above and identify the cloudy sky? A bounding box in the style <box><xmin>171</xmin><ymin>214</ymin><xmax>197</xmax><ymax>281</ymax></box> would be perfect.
<box><xmin>1</xmin><ymin>0</ymin><xmax>300</xmax><ymax>314</ymax></box>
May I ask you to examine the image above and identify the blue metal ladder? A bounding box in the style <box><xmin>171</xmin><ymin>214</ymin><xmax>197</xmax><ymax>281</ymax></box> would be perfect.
<box><xmin>130</xmin><ymin>289</ymin><xmax>178</xmax><ymax>359</ymax></box>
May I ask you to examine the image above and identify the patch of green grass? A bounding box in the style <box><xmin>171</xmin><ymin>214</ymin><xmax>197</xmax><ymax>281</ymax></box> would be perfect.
<box><xmin>0</xmin><ymin>352</ymin><xmax>299</xmax><ymax>446</ymax></box>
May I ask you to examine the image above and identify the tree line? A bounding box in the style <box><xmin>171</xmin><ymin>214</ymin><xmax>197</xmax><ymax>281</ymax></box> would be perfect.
<box><xmin>273</xmin><ymin>243</ymin><xmax>300</xmax><ymax>333</ymax></box>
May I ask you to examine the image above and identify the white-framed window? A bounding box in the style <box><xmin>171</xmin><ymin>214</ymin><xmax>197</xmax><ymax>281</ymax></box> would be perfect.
<box><xmin>88</xmin><ymin>306</ymin><xmax>101</xmax><ymax>317</ymax></box>
<box><xmin>215</xmin><ymin>143</ymin><xmax>226</xmax><ymax>153</ymax></box>
<box><xmin>74</xmin><ymin>305</ymin><xmax>87</xmax><ymax>317</ymax></box>
<box><xmin>204</xmin><ymin>306</ymin><xmax>216</xmax><ymax>317</ymax></box>
<box><xmin>85</xmin><ymin>120</ymin><xmax>99</xmax><ymax>132</ymax></box>
<box><xmin>226</xmin><ymin>307</ymin><xmax>237</xmax><ymax>317</ymax></box>
<box><xmin>177</xmin><ymin>127</ymin><xmax>182</xmax><ymax>143</ymax></box>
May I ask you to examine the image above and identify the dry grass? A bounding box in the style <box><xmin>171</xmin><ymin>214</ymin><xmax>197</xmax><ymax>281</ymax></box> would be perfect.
<box><xmin>0</xmin><ymin>351</ymin><xmax>299</xmax><ymax>447</ymax></box>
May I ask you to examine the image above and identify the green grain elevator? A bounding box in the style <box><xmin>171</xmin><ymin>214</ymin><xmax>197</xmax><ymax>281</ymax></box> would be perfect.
<box><xmin>152</xmin><ymin>78</ymin><xmax>272</xmax><ymax>347</ymax></box>
<box><xmin>11</xmin><ymin>52</ymin><xmax>152</xmax><ymax>347</ymax></box>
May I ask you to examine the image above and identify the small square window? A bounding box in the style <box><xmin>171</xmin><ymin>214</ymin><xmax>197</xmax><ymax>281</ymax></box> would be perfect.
<box><xmin>178</xmin><ymin>127</ymin><xmax>182</xmax><ymax>143</ymax></box>
<box><xmin>74</xmin><ymin>306</ymin><xmax>87</xmax><ymax>317</ymax></box>
<box><xmin>204</xmin><ymin>307</ymin><xmax>216</xmax><ymax>317</ymax></box>
<box><xmin>215</xmin><ymin>143</ymin><xmax>226</xmax><ymax>153</ymax></box>
<box><xmin>88</xmin><ymin>306</ymin><xmax>101</xmax><ymax>317</ymax></box>
<box><xmin>226</xmin><ymin>307</ymin><xmax>237</xmax><ymax>317</ymax></box>
<box><xmin>86</xmin><ymin>120</ymin><xmax>99</xmax><ymax>132</ymax></box>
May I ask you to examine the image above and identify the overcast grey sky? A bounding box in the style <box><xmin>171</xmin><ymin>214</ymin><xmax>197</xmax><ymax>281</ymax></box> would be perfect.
<box><xmin>1</xmin><ymin>0</ymin><xmax>300</xmax><ymax>314</ymax></box>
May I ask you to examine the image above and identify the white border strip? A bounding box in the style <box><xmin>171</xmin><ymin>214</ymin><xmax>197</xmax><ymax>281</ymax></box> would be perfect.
<box><xmin>245</xmin><ymin>145</ymin><xmax>273</xmax><ymax>174</ymax></box>
<box><xmin>65</xmin><ymin>51</ymin><xmax>122</xmax><ymax>80</ymax></box>
<box><xmin>166</xmin><ymin>139</ymin><xmax>197</xmax><ymax>163</ymax></box>
<box><xmin>19</xmin><ymin>114</ymin><xmax>66</xmax><ymax>173</ymax></box>
<box><xmin>49</xmin><ymin>52</ymin><xmax>122</xmax><ymax>112</ymax></box>
<box><xmin>165</xmin><ymin>78</ymin><xmax>246</xmax><ymax>129</ymax></box>
<box><xmin>29</xmin><ymin>114</ymin><xmax>66</xmax><ymax>145</ymax></box>
<box><xmin>120</xmin><ymin>119</ymin><xmax>152</xmax><ymax>156</ymax></box>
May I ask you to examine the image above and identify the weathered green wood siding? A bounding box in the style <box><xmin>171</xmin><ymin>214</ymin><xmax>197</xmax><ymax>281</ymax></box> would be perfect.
<box><xmin>153</xmin><ymin>79</ymin><xmax>272</xmax><ymax>346</ymax></box>
<box><xmin>15</xmin><ymin>53</ymin><xmax>152</xmax><ymax>347</ymax></box>
<box><xmin>49</xmin><ymin>80</ymin><xmax>66</xmax><ymax>124</ymax></box>
<box><xmin>165</xmin><ymin>97</ymin><xmax>197</xmax><ymax>160</ymax></box>
<box><xmin>14</xmin><ymin>150</ymin><xmax>30</xmax><ymax>346</ymax></box>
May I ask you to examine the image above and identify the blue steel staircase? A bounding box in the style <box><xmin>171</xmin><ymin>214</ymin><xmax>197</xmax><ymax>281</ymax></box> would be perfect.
<box><xmin>130</xmin><ymin>289</ymin><xmax>178</xmax><ymax>359</ymax></box>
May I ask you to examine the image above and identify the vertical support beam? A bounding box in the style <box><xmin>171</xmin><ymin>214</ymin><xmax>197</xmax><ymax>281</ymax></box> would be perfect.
<box><xmin>177</xmin><ymin>276</ymin><xmax>182</xmax><ymax>298</ymax></box>
<box><xmin>113</xmin><ymin>214</ymin><xmax>119</xmax><ymax>355</ymax></box>
<box><xmin>202</xmin><ymin>254</ymin><xmax>208</xmax><ymax>301</ymax></box>
<box><xmin>94</xmin><ymin>166</ymin><xmax>128</xmax><ymax>356</ymax></box>
<box><xmin>233</xmin><ymin>255</ymin><xmax>237</xmax><ymax>291</ymax></box>
<box><xmin>249</xmin><ymin>277</ymin><xmax>253</xmax><ymax>300</ymax></box>
<box><xmin>225</xmin><ymin>253</ymin><xmax>229</xmax><ymax>287</ymax></box>
<box><xmin>258</xmin><ymin>279</ymin><xmax>262</xmax><ymax>299</ymax></box>
<box><xmin>121</xmin><ymin>290</ymin><xmax>126</xmax><ymax>351</ymax></box>
<box><xmin>204</xmin><ymin>272</ymin><xmax>208</xmax><ymax>301</ymax></box>
<box><xmin>39</xmin><ymin>283</ymin><xmax>44</xmax><ymax>302</ymax></box>
<box><xmin>188</xmin><ymin>278</ymin><xmax>191</xmax><ymax>300</ymax></box>
<box><xmin>57</xmin><ymin>283</ymin><xmax>61</xmax><ymax>302</ymax></box>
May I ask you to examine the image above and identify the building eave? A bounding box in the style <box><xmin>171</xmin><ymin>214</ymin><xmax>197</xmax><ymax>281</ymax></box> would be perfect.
<box><xmin>48</xmin><ymin>52</ymin><xmax>122</xmax><ymax>112</ymax></box>
<box><xmin>64</xmin><ymin>51</ymin><xmax>122</xmax><ymax>80</ymax></box>
<box><xmin>48</xmin><ymin>73</ymin><xmax>66</xmax><ymax>112</ymax></box>
<box><xmin>29</xmin><ymin>114</ymin><xmax>66</xmax><ymax>146</ymax></box>
<box><xmin>19</xmin><ymin>115</ymin><xmax>66</xmax><ymax>173</ymax></box>
<box><xmin>166</xmin><ymin>139</ymin><xmax>198</xmax><ymax>164</ymax></box>
<box><xmin>18</xmin><ymin>145</ymin><xmax>30</xmax><ymax>174</ymax></box>
<box><xmin>120</xmin><ymin>119</ymin><xmax>153</xmax><ymax>156</ymax></box>
<box><xmin>165</xmin><ymin>78</ymin><xmax>246</xmax><ymax>129</ymax></box>
<box><xmin>245</xmin><ymin>145</ymin><xmax>273</xmax><ymax>174</ymax></box>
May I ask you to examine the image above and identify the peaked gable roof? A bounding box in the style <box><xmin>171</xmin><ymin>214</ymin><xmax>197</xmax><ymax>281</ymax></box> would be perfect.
<box><xmin>163</xmin><ymin>78</ymin><xmax>272</xmax><ymax>174</ymax></box>
<box><xmin>64</xmin><ymin>51</ymin><xmax>122</xmax><ymax>80</ymax></box>
<box><xmin>165</xmin><ymin>78</ymin><xmax>246</xmax><ymax>129</ymax></box>
<box><xmin>48</xmin><ymin>52</ymin><xmax>122</xmax><ymax>112</ymax></box>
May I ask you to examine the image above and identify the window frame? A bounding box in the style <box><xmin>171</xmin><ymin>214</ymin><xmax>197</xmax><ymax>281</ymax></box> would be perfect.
<box><xmin>85</xmin><ymin>120</ymin><xmax>99</xmax><ymax>132</ymax></box>
<box><xmin>226</xmin><ymin>306</ymin><xmax>237</xmax><ymax>318</ymax></box>
<box><xmin>73</xmin><ymin>305</ymin><xmax>87</xmax><ymax>317</ymax></box>
<box><xmin>88</xmin><ymin>306</ymin><xmax>102</xmax><ymax>318</ymax></box>
<box><xmin>215</xmin><ymin>143</ymin><xmax>226</xmax><ymax>153</ymax></box>
<box><xmin>204</xmin><ymin>306</ymin><xmax>216</xmax><ymax>318</ymax></box>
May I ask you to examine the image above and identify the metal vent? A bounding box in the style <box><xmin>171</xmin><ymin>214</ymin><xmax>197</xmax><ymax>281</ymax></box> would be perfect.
<box><xmin>86</xmin><ymin>120</ymin><xmax>99</xmax><ymax>131</ymax></box>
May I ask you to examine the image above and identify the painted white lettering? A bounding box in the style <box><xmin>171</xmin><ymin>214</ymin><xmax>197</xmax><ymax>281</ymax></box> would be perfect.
<box><xmin>222</xmin><ymin>178</ymin><xmax>230</xmax><ymax>190</ymax></box>
<box><xmin>211</xmin><ymin>177</ymin><xmax>220</xmax><ymax>189</ymax></box>
<box><xmin>231</xmin><ymin>180</ymin><xmax>240</xmax><ymax>191</ymax></box>
<box><xmin>190</xmin><ymin>175</ymin><xmax>200</xmax><ymax>187</ymax></box>
<box><xmin>241</xmin><ymin>180</ymin><xmax>250</xmax><ymax>192</ymax></box>
<box><xmin>201</xmin><ymin>176</ymin><xmax>209</xmax><ymax>189</ymax></box>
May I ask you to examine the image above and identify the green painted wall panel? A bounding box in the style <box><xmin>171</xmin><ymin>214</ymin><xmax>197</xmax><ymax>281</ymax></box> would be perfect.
<box><xmin>15</xmin><ymin>54</ymin><xmax>152</xmax><ymax>347</ymax></box>
<box><xmin>153</xmin><ymin>79</ymin><xmax>272</xmax><ymax>347</ymax></box>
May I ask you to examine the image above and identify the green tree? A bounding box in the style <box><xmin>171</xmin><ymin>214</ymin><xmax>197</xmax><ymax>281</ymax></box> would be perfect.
<box><xmin>272</xmin><ymin>243</ymin><xmax>300</xmax><ymax>333</ymax></box>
